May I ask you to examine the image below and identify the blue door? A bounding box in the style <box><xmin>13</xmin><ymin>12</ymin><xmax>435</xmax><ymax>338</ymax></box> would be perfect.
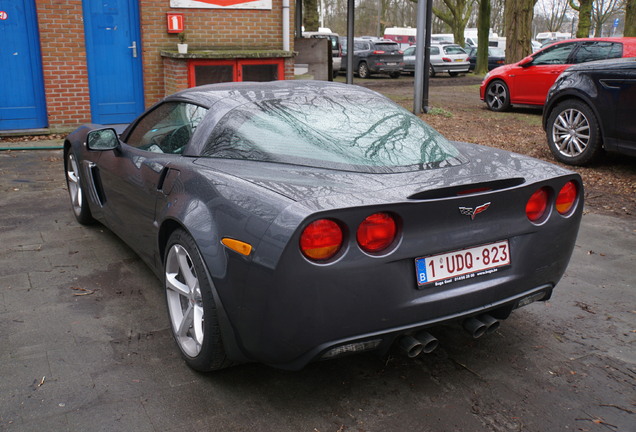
<box><xmin>0</xmin><ymin>0</ymin><xmax>47</xmax><ymax>130</ymax></box>
<box><xmin>83</xmin><ymin>0</ymin><xmax>144</xmax><ymax>124</ymax></box>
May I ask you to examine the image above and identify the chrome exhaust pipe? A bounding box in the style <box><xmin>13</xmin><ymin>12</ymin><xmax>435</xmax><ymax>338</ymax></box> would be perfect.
<box><xmin>414</xmin><ymin>331</ymin><xmax>439</xmax><ymax>354</ymax></box>
<box><xmin>463</xmin><ymin>314</ymin><xmax>500</xmax><ymax>338</ymax></box>
<box><xmin>399</xmin><ymin>335</ymin><xmax>424</xmax><ymax>358</ymax></box>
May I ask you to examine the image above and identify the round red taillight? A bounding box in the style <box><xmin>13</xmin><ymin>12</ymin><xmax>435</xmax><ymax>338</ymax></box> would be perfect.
<box><xmin>526</xmin><ymin>187</ymin><xmax>549</xmax><ymax>222</ymax></box>
<box><xmin>300</xmin><ymin>219</ymin><xmax>343</xmax><ymax>261</ymax></box>
<box><xmin>357</xmin><ymin>212</ymin><xmax>397</xmax><ymax>253</ymax></box>
<box><xmin>556</xmin><ymin>181</ymin><xmax>577</xmax><ymax>215</ymax></box>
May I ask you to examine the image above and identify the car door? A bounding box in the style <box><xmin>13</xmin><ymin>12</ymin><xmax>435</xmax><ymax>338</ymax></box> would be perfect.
<box><xmin>511</xmin><ymin>41</ymin><xmax>577</xmax><ymax>105</ymax></box>
<box><xmin>95</xmin><ymin>101</ymin><xmax>207</xmax><ymax>263</ymax></box>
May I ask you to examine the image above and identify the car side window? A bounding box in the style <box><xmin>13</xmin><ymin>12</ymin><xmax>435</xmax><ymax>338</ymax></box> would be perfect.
<box><xmin>404</xmin><ymin>47</ymin><xmax>415</xmax><ymax>56</ymax></box>
<box><xmin>571</xmin><ymin>42</ymin><xmax>622</xmax><ymax>64</ymax></box>
<box><xmin>126</xmin><ymin>102</ymin><xmax>207</xmax><ymax>154</ymax></box>
<box><xmin>430</xmin><ymin>46</ymin><xmax>440</xmax><ymax>55</ymax></box>
<box><xmin>532</xmin><ymin>42</ymin><xmax>576</xmax><ymax>65</ymax></box>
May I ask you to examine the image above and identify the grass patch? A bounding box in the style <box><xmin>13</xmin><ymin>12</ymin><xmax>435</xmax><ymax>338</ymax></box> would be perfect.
<box><xmin>427</xmin><ymin>107</ymin><xmax>453</xmax><ymax>118</ymax></box>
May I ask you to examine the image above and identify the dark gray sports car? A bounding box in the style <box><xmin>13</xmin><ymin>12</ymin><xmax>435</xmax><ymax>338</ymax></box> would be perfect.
<box><xmin>64</xmin><ymin>81</ymin><xmax>583</xmax><ymax>371</ymax></box>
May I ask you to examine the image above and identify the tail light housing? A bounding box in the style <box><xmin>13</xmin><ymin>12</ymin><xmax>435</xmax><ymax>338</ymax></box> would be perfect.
<box><xmin>300</xmin><ymin>219</ymin><xmax>343</xmax><ymax>261</ymax></box>
<box><xmin>357</xmin><ymin>212</ymin><xmax>397</xmax><ymax>253</ymax></box>
<box><xmin>373</xmin><ymin>50</ymin><xmax>386</xmax><ymax>54</ymax></box>
<box><xmin>556</xmin><ymin>181</ymin><xmax>577</xmax><ymax>215</ymax></box>
<box><xmin>526</xmin><ymin>187</ymin><xmax>549</xmax><ymax>222</ymax></box>
<box><xmin>442</xmin><ymin>57</ymin><xmax>452</xmax><ymax>62</ymax></box>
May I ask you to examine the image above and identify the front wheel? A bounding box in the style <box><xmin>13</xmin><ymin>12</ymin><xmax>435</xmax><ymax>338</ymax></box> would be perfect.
<box><xmin>165</xmin><ymin>229</ymin><xmax>231</xmax><ymax>371</ymax></box>
<box><xmin>485</xmin><ymin>80</ymin><xmax>511</xmax><ymax>112</ymax></box>
<box><xmin>546</xmin><ymin>99</ymin><xmax>602</xmax><ymax>166</ymax></box>
<box><xmin>64</xmin><ymin>148</ymin><xmax>94</xmax><ymax>225</ymax></box>
<box><xmin>358</xmin><ymin>62</ymin><xmax>370</xmax><ymax>79</ymax></box>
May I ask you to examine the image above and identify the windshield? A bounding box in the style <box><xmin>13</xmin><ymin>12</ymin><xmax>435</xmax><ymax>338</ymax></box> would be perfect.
<box><xmin>200</xmin><ymin>89</ymin><xmax>463</xmax><ymax>173</ymax></box>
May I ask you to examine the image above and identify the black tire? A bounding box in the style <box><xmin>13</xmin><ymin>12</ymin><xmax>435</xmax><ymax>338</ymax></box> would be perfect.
<box><xmin>389</xmin><ymin>71</ymin><xmax>401</xmax><ymax>79</ymax></box>
<box><xmin>485</xmin><ymin>79</ymin><xmax>511</xmax><ymax>112</ymax></box>
<box><xmin>358</xmin><ymin>62</ymin><xmax>370</xmax><ymax>79</ymax></box>
<box><xmin>429</xmin><ymin>65</ymin><xmax>435</xmax><ymax>77</ymax></box>
<box><xmin>64</xmin><ymin>148</ymin><xmax>94</xmax><ymax>225</ymax></box>
<box><xmin>546</xmin><ymin>99</ymin><xmax>602</xmax><ymax>166</ymax></box>
<box><xmin>449</xmin><ymin>71</ymin><xmax>459</xmax><ymax>77</ymax></box>
<box><xmin>164</xmin><ymin>229</ymin><xmax>231</xmax><ymax>372</ymax></box>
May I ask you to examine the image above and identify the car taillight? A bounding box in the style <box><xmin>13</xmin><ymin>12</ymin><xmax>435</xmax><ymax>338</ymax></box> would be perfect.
<box><xmin>398</xmin><ymin>50</ymin><xmax>403</xmax><ymax>54</ymax></box>
<box><xmin>373</xmin><ymin>50</ymin><xmax>386</xmax><ymax>54</ymax></box>
<box><xmin>357</xmin><ymin>212</ymin><xmax>397</xmax><ymax>253</ymax></box>
<box><xmin>526</xmin><ymin>187</ymin><xmax>549</xmax><ymax>222</ymax></box>
<box><xmin>556</xmin><ymin>181</ymin><xmax>577</xmax><ymax>215</ymax></box>
<box><xmin>300</xmin><ymin>219</ymin><xmax>343</xmax><ymax>261</ymax></box>
<box><xmin>442</xmin><ymin>57</ymin><xmax>452</xmax><ymax>62</ymax></box>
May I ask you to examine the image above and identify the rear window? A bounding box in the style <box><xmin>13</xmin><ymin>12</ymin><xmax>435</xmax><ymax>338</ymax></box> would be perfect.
<box><xmin>443</xmin><ymin>45</ymin><xmax>466</xmax><ymax>55</ymax></box>
<box><xmin>374</xmin><ymin>42</ymin><xmax>400</xmax><ymax>52</ymax></box>
<box><xmin>201</xmin><ymin>89</ymin><xmax>463</xmax><ymax>172</ymax></box>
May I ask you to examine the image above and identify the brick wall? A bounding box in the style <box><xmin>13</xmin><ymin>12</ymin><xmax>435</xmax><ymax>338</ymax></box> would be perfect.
<box><xmin>34</xmin><ymin>0</ymin><xmax>295</xmax><ymax>129</ymax></box>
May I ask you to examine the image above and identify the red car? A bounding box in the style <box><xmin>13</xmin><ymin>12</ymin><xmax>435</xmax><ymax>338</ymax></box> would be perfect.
<box><xmin>480</xmin><ymin>37</ymin><xmax>636</xmax><ymax>111</ymax></box>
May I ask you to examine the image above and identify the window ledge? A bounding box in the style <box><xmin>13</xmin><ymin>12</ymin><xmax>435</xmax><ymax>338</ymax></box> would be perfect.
<box><xmin>161</xmin><ymin>49</ymin><xmax>295</xmax><ymax>59</ymax></box>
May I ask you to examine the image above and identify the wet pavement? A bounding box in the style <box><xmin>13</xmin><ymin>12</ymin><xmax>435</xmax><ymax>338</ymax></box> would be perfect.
<box><xmin>1</xmin><ymin>148</ymin><xmax>635</xmax><ymax>432</ymax></box>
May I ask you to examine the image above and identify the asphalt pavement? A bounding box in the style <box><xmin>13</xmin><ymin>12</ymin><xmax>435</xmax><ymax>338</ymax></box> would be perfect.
<box><xmin>1</xmin><ymin>148</ymin><xmax>635</xmax><ymax>432</ymax></box>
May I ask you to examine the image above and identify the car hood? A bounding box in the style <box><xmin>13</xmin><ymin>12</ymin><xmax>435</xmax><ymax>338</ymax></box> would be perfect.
<box><xmin>193</xmin><ymin>141</ymin><xmax>571</xmax><ymax>212</ymax></box>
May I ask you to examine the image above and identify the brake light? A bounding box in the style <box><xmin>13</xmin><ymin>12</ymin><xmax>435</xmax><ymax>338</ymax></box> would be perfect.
<box><xmin>526</xmin><ymin>188</ymin><xmax>549</xmax><ymax>222</ymax></box>
<box><xmin>373</xmin><ymin>50</ymin><xmax>386</xmax><ymax>54</ymax></box>
<box><xmin>300</xmin><ymin>219</ymin><xmax>343</xmax><ymax>261</ymax></box>
<box><xmin>442</xmin><ymin>57</ymin><xmax>452</xmax><ymax>62</ymax></box>
<box><xmin>357</xmin><ymin>212</ymin><xmax>397</xmax><ymax>253</ymax></box>
<box><xmin>556</xmin><ymin>181</ymin><xmax>577</xmax><ymax>215</ymax></box>
<box><xmin>398</xmin><ymin>50</ymin><xmax>403</xmax><ymax>54</ymax></box>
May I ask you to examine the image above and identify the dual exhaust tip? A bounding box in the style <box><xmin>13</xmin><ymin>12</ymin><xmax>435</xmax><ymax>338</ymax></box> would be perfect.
<box><xmin>398</xmin><ymin>314</ymin><xmax>500</xmax><ymax>358</ymax></box>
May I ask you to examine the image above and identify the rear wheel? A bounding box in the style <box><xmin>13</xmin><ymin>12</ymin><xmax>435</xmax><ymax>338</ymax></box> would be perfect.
<box><xmin>64</xmin><ymin>148</ymin><xmax>94</xmax><ymax>225</ymax></box>
<box><xmin>165</xmin><ymin>229</ymin><xmax>231</xmax><ymax>371</ymax></box>
<box><xmin>546</xmin><ymin>99</ymin><xmax>602</xmax><ymax>166</ymax></box>
<box><xmin>358</xmin><ymin>62</ymin><xmax>370</xmax><ymax>79</ymax></box>
<box><xmin>428</xmin><ymin>65</ymin><xmax>435</xmax><ymax>77</ymax></box>
<box><xmin>449</xmin><ymin>71</ymin><xmax>459</xmax><ymax>77</ymax></box>
<box><xmin>485</xmin><ymin>79</ymin><xmax>511</xmax><ymax>112</ymax></box>
<box><xmin>389</xmin><ymin>71</ymin><xmax>400</xmax><ymax>79</ymax></box>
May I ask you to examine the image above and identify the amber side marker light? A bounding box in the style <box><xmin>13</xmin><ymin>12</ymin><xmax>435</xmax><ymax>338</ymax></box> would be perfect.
<box><xmin>357</xmin><ymin>212</ymin><xmax>397</xmax><ymax>253</ymax></box>
<box><xmin>221</xmin><ymin>238</ymin><xmax>253</xmax><ymax>256</ymax></box>
<box><xmin>526</xmin><ymin>187</ymin><xmax>549</xmax><ymax>222</ymax></box>
<box><xmin>300</xmin><ymin>219</ymin><xmax>344</xmax><ymax>261</ymax></box>
<box><xmin>556</xmin><ymin>181</ymin><xmax>577</xmax><ymax>215</ymax></box>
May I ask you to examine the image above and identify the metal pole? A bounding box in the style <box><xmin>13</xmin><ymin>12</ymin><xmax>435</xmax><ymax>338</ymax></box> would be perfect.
<box><xmin>422</xmin><ymin>0</ymin><xmax>432</xmax><ymax>113</ymax></box>
<box><xmin>413</xmin><ymin>0</ymin><xmax>426</xmax><ymax>113</ymax></box>
<box><xmin>346</xmin><ymin>0</ymin><xmax>355</xmax><ymax>84</ymax></box>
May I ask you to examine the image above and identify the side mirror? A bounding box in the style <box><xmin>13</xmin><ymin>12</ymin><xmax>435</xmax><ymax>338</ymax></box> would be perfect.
<box><xmin>518</xmin><ymin>56</ymin><xmax>533</xmax><ymax>67</ymax></box>
<box><xmin>87</xmin><ymin>128</ymin><xmax>119</xmax><ymax>151</ymax></box>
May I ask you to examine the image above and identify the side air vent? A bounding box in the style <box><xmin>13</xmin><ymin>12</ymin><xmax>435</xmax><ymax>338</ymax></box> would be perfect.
<box><xmin>407</xmin><ymin>178</ymin><xmax>525</xmax><ymax>200</ymax></box>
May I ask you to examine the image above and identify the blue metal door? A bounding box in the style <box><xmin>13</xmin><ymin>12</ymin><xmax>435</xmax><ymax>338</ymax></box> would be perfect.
<box><xmin>0</xmin><ymin>0</ymin><xmax>47</xmax><ymax>130</ymax></box>
<box><xmin>83</xmin><ymin>0</ymin><xmax>144</xmax><ymax>124</ymax></box>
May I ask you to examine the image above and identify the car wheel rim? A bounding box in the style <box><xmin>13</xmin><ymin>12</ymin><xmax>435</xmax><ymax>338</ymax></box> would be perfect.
<box><xmin>66</xmin><ymin>152</ymin><xmax>83</xmax><ymax>215</ymax></box>
<box><xmin>552</xmin><ymin>108</ymin><xmax>590</xmax><ymax>157</ymax></box>
<box><xmin>487</xmin><ymin>83</ymin><xmax>506</xmax><ymax>109</ymax></box>
<box><xmin>165</xmin><ymin>243</ymin><xmax>204</xmax><ymax>358</ymax></box>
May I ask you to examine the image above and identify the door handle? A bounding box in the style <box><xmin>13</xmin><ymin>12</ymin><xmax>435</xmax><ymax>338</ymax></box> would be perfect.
<box><xmin>128</xmin><ymin>41</ymin><xmax>138</xmax><ymax>58</ymax></box>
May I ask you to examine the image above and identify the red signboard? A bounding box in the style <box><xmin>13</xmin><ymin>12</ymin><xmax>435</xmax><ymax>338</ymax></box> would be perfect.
<box><xmin>166</xmin><ymin>13</ymin><xmax>184</xmax><ymax>33</ymax></box>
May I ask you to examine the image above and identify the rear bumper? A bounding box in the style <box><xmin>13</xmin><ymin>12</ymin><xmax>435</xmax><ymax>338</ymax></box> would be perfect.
<box><xmin>432</xmin><ymin>62</ymin><xmax>470</xmax><ymax>73</ymax></box>
<box><xmin>368</xmin><ymin>63</ymin><xmax>403</xmax><ymax>74</ymax></box>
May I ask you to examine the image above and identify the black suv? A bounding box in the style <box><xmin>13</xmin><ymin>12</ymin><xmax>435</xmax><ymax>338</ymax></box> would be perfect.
<box><xmin>543</xmin><ymin>57</ymin><xmax>636</xmax><ymax>165</ymax></box>
<box><xmin>341</xmin><ymin>39</ymin><xmax>403</xmax><ymax>79</ymax></box>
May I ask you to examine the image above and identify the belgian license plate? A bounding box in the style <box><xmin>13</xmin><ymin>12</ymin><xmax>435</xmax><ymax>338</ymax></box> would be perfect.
<box><xmin>387</xmin><ymin>62</ymin><xmax>397</xmax><ymax>66</ymax></box>
<box><xmin>454</xmin><ymin>58</ymin><xmax>464</xmax><ymax>62</ymax></box>
<box><xmin>415</xmin><ymin>240</ymin><xmax>510</xmax><ymax>287</ymax></box>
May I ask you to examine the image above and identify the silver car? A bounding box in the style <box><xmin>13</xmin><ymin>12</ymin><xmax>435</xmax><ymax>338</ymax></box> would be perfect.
<box><xmin>403</xmin><ymin>43</ymin><xmax>470</xmax><ymax>77</ymax></box>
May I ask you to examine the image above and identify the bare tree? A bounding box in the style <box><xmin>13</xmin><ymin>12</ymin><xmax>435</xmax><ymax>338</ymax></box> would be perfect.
<box><xmin>491</xmin><ymin>0</ymin><xmax>506</xmax><ymax>33</ymax></box>
<box><xmin>569</xmin><ymin>0</ymin><xmax>594</xmax><ymax>37</ymax></box>
<box><xmin>304</xmin><ymin>0</ymin><xmax>320</xmax><ymax>31</ymax></box>
<box><xmin>504</xmin><ymin>0</ymin><xmax>537</xmax><ymax>63</ymax></box>
<box><xmin>475</xmin><ymin>0</ymin><xmax>491</xmax><ymax>74</ymax></box>
<box><xmin>432</xmin><ymin>0</ymin><xmax>478</xmax><ymax>45</ymax></box>
<box><xmin>626</xmin><ymin>0</ymin><xmax>636</xmax><ymax>36</ymax></box>
<box><xmin>536</xmin><ymin>0</ymin><xmax>572</xmax><ymax>31</ymax></box>
<box><xmin>591</xmin><ymin>0</ymin><xmax>625</xmax><ymax>36</ymax></box>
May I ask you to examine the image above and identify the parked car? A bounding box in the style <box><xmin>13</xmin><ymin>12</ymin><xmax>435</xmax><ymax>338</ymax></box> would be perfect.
<box><xmin>341</xmin><ymin>38</ymin><xmax>403</xmax><ymax>78</ymax></box>
<box><xmin>64</xmin><ymin>80</ymin><xmax>582</xmax><ymax>371</ymax></box>
<box><xmin>429</xmin><ymin>43</ymin><xmax>470</xmax><ymax>77</ymax></box>
<box><xmin>402</xmin><ymin>43</ymin><xmax>470</xmax><ymax>77</ymax></box>
<box><xmin>543</xmin><ymin>57</ymin><xmax>636</xmax><ymax>165</ymax></box>
<box><xmin>480</xmin><ymin>37</ymin><xmax>636</xmax><ymax>112</ymax></box>
<box><xmin>465</xmin><ymin>46</ymin><xmax>506</xmax><ymax>71</ymax></box>
<box><xmin>303</xmin><ymin>31</ymin><xmax>342</xmax><ymax>78</ymax></box>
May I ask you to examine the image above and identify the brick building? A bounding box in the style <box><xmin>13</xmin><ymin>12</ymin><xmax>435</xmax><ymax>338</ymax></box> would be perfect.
<box><xmin>0</xmin><ymin>0</ymin><xmax>296</xmax><ymax>131</ymax></box>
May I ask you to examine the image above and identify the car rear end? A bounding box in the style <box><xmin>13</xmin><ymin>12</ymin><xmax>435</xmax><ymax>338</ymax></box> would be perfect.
<box><xmin>367</xmin><ymin>41</ymin><xmax>403</xmax><ymax>74</ymax></box>
<box><xmin>223</xmin><ymin>150</ymin><xmax>583</xmax><ymax>370</ymax></box>
<box><xmin>433</xmin><ymin>44</ymin><xmax>470</xmax><ymax>74</ymax></box>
